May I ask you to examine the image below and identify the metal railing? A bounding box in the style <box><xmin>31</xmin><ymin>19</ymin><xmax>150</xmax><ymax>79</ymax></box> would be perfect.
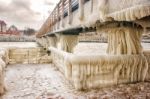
<box><xmin>49</xmin><ymin>0</ymin><xmax>90</xmax><ymax>29</ymax></box>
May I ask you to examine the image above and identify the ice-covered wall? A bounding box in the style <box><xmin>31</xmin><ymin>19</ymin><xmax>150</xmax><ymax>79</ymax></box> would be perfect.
<box><xmin>0</xmin><ymin>46</ymin><xmax>53</xmax><ymax>95</ymax></box>
<box><xmin>144</xmin><ymin>50</ymin><xmax>150</xmax><ymax>80</ymax></box>
<box><xmin>50</xmin><ymin>47</ymin><xmax>150</xmax><ymax>90</ymax></box>
<box><xmin>9</xmin><ymin>48</ymin><xmax>51</xmax><ymax>64</ymax></box>
<box><xmin>50</xmin><ymin>47</ymin><xmax>73</xmax><ymax>73</ymax></box>
<box><xmin>0</xmin><ymin>49</ymin><xmax>8</xmax><ymax>95</ymax></box>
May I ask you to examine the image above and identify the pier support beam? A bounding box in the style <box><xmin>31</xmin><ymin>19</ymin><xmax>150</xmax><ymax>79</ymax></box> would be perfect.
<box><xmin>47</xmin><ymin>35</ymin><xmax>57</xmax><ymax>48</ymax></box>
<box><xmin>36</xmin><ymin>38</ymin><xmax>43</xmax><ymax>46</ymax></box>
<box><xmin>107</xmin><ymin>27</ymin><xmax>143</xmax><ymax>55</ymax></box>
<box><xmin>97</xmin><ymin>22</ymin><xmax>149</xmax><ymax>82</ymax></box>
<box><xmin>60</xmin><ymin>35</ymin><xmax>79</xmax><ymax>53</ymax></box>
<box><xmin>42</xmin><ymin>37</ymin><xmax>48</xmax><ymax>49</ymax></box>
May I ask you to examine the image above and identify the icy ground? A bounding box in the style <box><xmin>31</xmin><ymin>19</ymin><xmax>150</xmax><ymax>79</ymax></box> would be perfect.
<box><xmin>3</xmin><ymin>64</ymin><xmax>150</xmax><ymax>99</ymax></box>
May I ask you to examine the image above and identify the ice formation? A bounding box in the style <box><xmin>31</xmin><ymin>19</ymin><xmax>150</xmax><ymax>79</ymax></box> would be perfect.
<box><xmin>47</xmin><ymin>36</ymin><xmax>57</xmax><ymax>48</ymax></box>
<box><xmin>32</xmin><ymin>0</ymin><xmax>150</xmax><ymax>90</ymax></box>
<box><xmin>59</xmin><ymin>35</ymin><xmax>79</xmax><ymax>53</ymax></box>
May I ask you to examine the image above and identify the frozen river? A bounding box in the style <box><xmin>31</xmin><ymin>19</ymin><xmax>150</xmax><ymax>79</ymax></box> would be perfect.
<box><xmin>0</xmin><ymin>42</ymin><xmax>38</xmax><ymax>48</ymax></box>
<box><xmin>0</xmin><ymin>42</ymin><xmax>149</xmax><ymax>54</ymax></box>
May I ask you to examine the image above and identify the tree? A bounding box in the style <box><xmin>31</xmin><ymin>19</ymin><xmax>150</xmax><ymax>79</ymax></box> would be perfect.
<box><xmin>24</xmin><ymin>28</ymin><xmax>36</xmax><ymax>36</ymax></box>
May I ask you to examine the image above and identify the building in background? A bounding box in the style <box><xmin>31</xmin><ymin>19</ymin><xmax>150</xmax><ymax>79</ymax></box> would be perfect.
<box><xmin>6</xmin><ymin>25</ymin><xmax>20</xmax><ymax>36</ymax></box>
<box><xmin>0</xmin><ymin>20</ymin><xmax>7</xmax><ymax>35</ymax></box>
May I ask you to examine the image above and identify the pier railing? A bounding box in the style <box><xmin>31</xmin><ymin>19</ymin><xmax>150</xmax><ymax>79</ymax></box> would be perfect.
<box><xmin>37</xmin><ymin>0</ymin><xmax>91</xmax><ymax>37</ymax></box>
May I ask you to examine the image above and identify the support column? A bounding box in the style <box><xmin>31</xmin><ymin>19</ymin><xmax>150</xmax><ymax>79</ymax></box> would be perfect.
<box><xmin>36</xmin><ymin>38</ymin><xmax>43</xmax><ymax>46</ymax></box>
<box><xmin>99</xmin><ymin>22</ymin><xmax>149</xmax><ymax>83</ymax></box>
<box><xmin>47</xmin><ymin>35</ymin><xmax>57</xmax><ymax>48</ymax></box>
<box><xmin>60</xmin><ymin>35</ymin><xmax>79</xmax><ymax>53</ymax></box>
<box><xmin>42</xmin><ymin>37</ymin><xmax>47</xmax><ymax>49</ymax></box>
<box><xmin>107</xmin><ymin>27</ymin><xmax>143</xmax><ymax>55</ymax></box>
<box><xmin>45</xmin><ymin>36</ymin><xmax>50</xmax><ymax>49</ymax></box>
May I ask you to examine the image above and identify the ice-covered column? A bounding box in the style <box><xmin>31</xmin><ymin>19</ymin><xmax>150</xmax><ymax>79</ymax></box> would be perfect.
<box><xmin>36</xmin><ymin>38</ymin><xmax>42</xmax><ymax>46</ymax></box>
<box><xmin>103</xmin><ymin>22</ymin><xmax>149</xmax><ymax>82</ymax></box>
<box><xmin>42</xmin><ymin>37</ymin><xmax>48</xmax><ymax>49</ymax></box>
<box><xmin>47</xmin><ymin>35</ymin><xmax>57</xmax><ymax>48</ymax></box>
<box><xmin>107</xmin><ymin>26</ymin><xmax>143</xmax><ymax>55</ymax></box>
<box><xmin>45</xmin><ymin>36</ymin><xmax>50</xmax><ymax>49</ymax></box>
<box><xmin>60</xmin><ymin>34</ymin><xmax>79</xmax><ymax>53</ymax></box>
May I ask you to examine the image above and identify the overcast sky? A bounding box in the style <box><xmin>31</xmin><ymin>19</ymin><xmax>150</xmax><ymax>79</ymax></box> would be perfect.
<box><xmin>0</xmin><ymin>0</ymin><xmax>59</xmax><ymax>30</ymax></box>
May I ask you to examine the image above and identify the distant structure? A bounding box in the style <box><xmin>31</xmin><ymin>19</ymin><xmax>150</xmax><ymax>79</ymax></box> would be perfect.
<box><xmin>0</xmin><ymin>20</ymin><xmax>36</xmax><ymax>42</ymax></box>
<box><xmin>0</xmin><ymin>20</ymin><xmax>20</xmax><ymax>36</ymax></box>
<box><xmin>7</xmin><ymin>25</ymin><xmax>20</xmax><ymax>36</ymax></box>
<box><xmin>0</xmin><ymin>20</ymin><xmax>7</xmax><ymax>34</ymax></box>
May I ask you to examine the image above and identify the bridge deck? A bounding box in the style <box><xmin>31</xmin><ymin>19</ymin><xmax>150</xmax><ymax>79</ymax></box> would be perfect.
<box><xmin>36</xmin><ymin>0</ymin><xmax>150</xmax><ymax>38</ymax></box>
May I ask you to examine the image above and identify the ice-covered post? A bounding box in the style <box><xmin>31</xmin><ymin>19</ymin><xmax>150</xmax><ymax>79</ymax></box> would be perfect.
<box><xmin>105</xmin><ymin>22</ymin><xmax>143</xmax><ymax>55</ymax></box>
<box><xmin>36</xmin><ymin>37</ymin><xmax>43</xmax><ymax>46</ymax></box>
<box><xmin>60</xmin><ymin>34</ymin><xmax>79</xmax><ymax>53</ymax></box>
<box><xmin>47</xmin><ymin>34</ymin><xmax>57</xmax><ymax>48</ymax></box>
<box><xmin>98</xmin><ymin>21</ymin><xmax>149</xmax><ymax>82</ymax></box>
<box><xmin>58</xmin><ymin>27</ymin><xmax>83</xmax><ymax>53</ymax></box>
<box><xmin>42</xmin><ymin>36</ymin><xmax>48</xmax><ymax>49</ymax></box>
